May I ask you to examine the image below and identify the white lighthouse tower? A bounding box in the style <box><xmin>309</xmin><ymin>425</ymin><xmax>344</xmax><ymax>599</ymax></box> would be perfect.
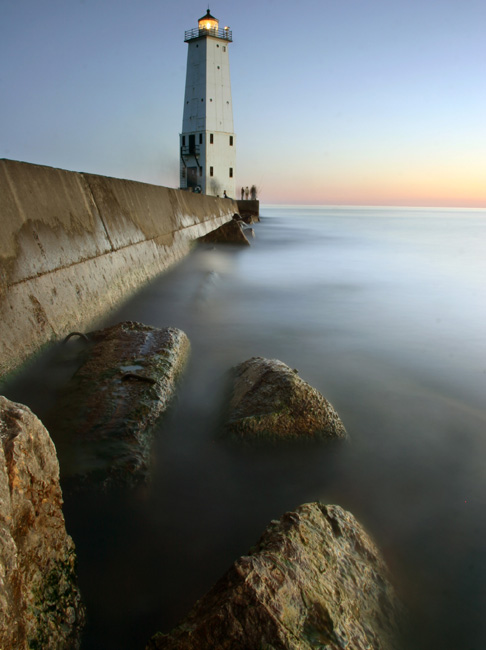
<box><xmin>180</xmin><ymin>9</ymin><xmax>236</xmax><ymax>198</ymax></box>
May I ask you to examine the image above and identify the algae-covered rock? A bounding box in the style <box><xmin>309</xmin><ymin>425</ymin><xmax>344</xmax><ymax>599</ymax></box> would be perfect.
<box><xmin>49</xmin><ymin>321</ymin><xmax>190</xmax><ymax>488</ymax></box>
<box><xmin>0</xmin><ymin>396</ymin><xmax>85</xmax><ymax>650</ymax></box>
<box><xmin>224</xmin><ymin>356</ymin><xmax>347</xmax><ymax>442</ymax></box>
<box><xmin>147</xmin><ymin>502</ymin><xmax>403</xmax><ymax>650</ymax></box>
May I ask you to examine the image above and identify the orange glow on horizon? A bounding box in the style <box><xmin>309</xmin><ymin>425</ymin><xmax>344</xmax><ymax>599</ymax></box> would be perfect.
<box><xmin>259</xmin><ymin>188</ymin><xmax>486</xmax><ymax>209</ymax></box>
<box><xmin>253</xmin><ymin>166</ymin><xmax>486</xmax><ymax>209</ymax></box>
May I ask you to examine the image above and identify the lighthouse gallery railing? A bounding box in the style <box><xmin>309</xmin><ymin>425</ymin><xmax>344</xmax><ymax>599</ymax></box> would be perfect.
<box><xmin>184</xmin><ymin>27</ymin><xmax>233</xmax><ymax>42</ymax></box>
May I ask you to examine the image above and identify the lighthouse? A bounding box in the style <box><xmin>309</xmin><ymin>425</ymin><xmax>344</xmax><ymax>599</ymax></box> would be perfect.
<box><xmin>180</xmin><ymin>9</ymin><xmax>236</xmax><ymax>198</ymax></box>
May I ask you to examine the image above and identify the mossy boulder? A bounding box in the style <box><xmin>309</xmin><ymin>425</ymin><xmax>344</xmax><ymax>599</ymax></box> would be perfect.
<box><xmin>48</xmin><ymin>321</ymin><xmax>190</xmax><ymax>489</ymax></box>
<box><xmin>224</xmin><ymin>357</ymin><xmax>347</xmax><ymax>442</ymax></box>
<box><xmin>147</xmin><ymin>503</ymin><xmax>403</xmax><ymax>650</ymax></box>
<box><xmin>0</xmin><ymin>396</ymin><xmax>85</xmax><ymax>649</ymax></box>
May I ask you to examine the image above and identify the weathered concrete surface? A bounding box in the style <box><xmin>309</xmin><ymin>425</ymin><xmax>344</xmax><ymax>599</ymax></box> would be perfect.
<box><xmin>0</xmin><ymin>396</ymin><xmax>85</xmax><ymax>649</ymax></box>
<box><xmin>46</xmin><ymin>321</ymin><xmax>190</xmax><ymax>489</ymax></box>
<box><xmin>147</xmin><ymin>502</ymin><xmax>403</xmax><ymax>650</ymax></box>
<box><xmin>224</xmin><ymin>357</ymin><xmax>348</xmax><ymax>442</ymax></box>
<box><xmin>198</xmin><ymin>218</ymin><xmax>250</xmax><ymax>246</ymax></box>
<box><xmin>0</xmin><ymin>159</ymin><xmax>237</xmax><ymax>378</ymax></box>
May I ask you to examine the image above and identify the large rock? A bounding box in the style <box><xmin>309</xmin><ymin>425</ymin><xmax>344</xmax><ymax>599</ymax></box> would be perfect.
<box><xmin>224</xmin><ymin>357</ymin><xmax>348</xmax><ymax>441</ymax></box>
<box><xmin>147</xmin><ymin>502</ymin><xmax>403</xmax><ymax>650</ymax></box>
<box><xmin>198</xmin><ymin>218</ymin><xmax>250</xmax><ymax>246</ymax></box>
<box><xmin>0</xmin><ymin>396</ymin><xmax>85</xmax><ymax>650</ymax></box>
<box><xmin>49</xmin><ymin>321</ymin><xmax>190</xmax><ymax>488</ymax></box>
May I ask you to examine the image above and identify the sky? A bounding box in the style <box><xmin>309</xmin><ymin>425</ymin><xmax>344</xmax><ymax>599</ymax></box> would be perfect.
<box><xmin>1</xmin><ymin>0</ymin><xmax>485</xmax><ymax>207</ymax></box>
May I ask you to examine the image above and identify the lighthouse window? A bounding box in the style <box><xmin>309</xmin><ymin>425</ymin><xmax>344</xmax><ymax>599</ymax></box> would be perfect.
<box><xmin>182</xmin><ymin>136</ymin><xmax>186</xmax><ymax>146</ymax></box>
<box><xmin>199</xmin><ymin>134</ymin><xmax>203</xmax><ymax>144</ymax></box>
<box><xmin>210</xmin><ymin>167</ymin><xmax>214</xmax><ymax>177</ymax></box>
<box><xmin>210</xmin><ymin>134</ymin><xmax>214</xmax><ymax>144</ymax></box>
<box><xmin>229</xmin><ymin>136</ymin><xmax>233</xmax><ymax>146</ymax></box>
<box><xmin>199</xmin><ymin>167</ymin><xmax>203</xmax><ymax>177</ymax></box>
<box><xmin>229</xmin><ymin>168</ymin><xmax>233</xmax><ymax>178</ymax></box>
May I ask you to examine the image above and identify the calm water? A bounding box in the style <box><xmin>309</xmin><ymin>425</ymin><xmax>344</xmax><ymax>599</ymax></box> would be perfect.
<box><xmin>3</xmin><ymin>205</ymin><xmax>486</xmax><ymax>649</ymax></box>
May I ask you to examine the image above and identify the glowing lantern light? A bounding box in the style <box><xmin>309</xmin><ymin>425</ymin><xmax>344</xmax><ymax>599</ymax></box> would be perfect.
<box><xmin>198</xmin><ymin>9</ymin><xmax>219</xmax><ymax>32</ymax></box>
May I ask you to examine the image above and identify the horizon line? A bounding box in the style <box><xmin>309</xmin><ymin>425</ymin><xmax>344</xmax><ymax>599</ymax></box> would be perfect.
<box><xmin>260</xmin><ymin>203</ymin><xmax>486</xmax><ymax>211</ymax></box>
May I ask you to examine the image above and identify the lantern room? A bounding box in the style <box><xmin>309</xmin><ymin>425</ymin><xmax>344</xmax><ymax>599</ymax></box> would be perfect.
<box><xmin>198</xmin><ymin>9</ymin><xmax>218</xmax><ymax>32</ymax></box>
<box><xmin>185</xmin><ymin>8</ymin><xmax>232</xmax><ymax>43</ymax></box>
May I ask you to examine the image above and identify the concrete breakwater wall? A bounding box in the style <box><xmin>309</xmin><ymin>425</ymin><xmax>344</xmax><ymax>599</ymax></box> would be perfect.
<box><xmin>0</xmin><ymin>159</ymin><xmax>237</xmax><ymax>378</ymax></box>
<box><xmin>236</xmin><ymin>199</ymin><xmax>259</xmax><ymax>222</ymax></box>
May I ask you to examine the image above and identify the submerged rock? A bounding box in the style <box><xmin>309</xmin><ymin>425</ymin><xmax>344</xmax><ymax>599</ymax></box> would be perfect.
<box><xmin>147</xmin><ymin>502</ymin><xmax>403</xmax><ymax>650</ymax></box>
<box><xmin>224</xmin><ymin>356</ymin><xmax>347</xmax><ymax>442</ymax></box>
<box><xmin>0</xmin><ymin>396</ymin><xmax>85</xmax><ymax>650</ymax></box>
<box><xmin>50</xmin><ymin>321</ymin><xmax>190</xmax><ymax>488</ymax></box>
<box><xmin>198</xmin><ymin>218</ymin><xmax>250</xmax><ymax>246</ymax></box>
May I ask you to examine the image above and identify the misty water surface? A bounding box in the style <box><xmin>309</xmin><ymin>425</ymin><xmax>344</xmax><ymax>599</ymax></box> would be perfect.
<box><xmin>3</xmin><ymin>206</ymin><xmax>486</xmax><ymax>650</ymax></box>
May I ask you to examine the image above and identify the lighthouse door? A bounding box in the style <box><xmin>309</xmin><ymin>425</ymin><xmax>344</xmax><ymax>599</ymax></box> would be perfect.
<box><xmin>187</xmin><ymin>167</ymin><xmax>198</xmax><ymax>189</ymax></box>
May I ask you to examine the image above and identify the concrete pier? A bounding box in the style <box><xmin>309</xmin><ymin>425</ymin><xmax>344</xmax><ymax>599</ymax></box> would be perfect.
<box><xmin>236</xmin><ymin>199</ymin><xmax>259</xmax><ymax>222</ymax></box>
<box><xmin>0</xmin><ymin>159</ymin><xmax>237</xmax><ymax>377</ymax></box>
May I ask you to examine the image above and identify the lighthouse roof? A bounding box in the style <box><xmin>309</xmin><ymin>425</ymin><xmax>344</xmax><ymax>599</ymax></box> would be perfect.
<box><xmin>199</xmin><ymin>9</ymin><xmax>217</xmax><ymax>22</ymax></box>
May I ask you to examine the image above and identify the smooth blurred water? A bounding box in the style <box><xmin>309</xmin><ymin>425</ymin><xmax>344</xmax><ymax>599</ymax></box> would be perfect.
<box><xmin>3</xmin><ymin>205</ymin><xmax>486</xmax><ymax>649</ymax></box>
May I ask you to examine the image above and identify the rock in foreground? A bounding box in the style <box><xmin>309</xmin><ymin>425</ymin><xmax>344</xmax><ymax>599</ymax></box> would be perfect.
<box><xmin>225</xmin><ymin>356</ymin><xmax>347</xmax><ymax>441</ymax></box>
<box><xmin>147</xmin><ymin>502</ymin><xmax>403</xmax><ymax>650</ymax></box>
<box><xmin>50</xmin><ymin>321</ymin><xmax>190</xmax><ymax>488</ymax></box>
<box><xmin>0</xmin><ymin>396</ymin><xmax>85</xmax><ymax>650</ymax></box>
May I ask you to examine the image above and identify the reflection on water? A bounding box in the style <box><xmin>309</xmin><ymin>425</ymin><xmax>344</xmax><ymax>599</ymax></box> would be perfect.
<box><xmin>2</xmin><ymin>206</ymin><xmax>486</xmax><ymax>650</ymax></box>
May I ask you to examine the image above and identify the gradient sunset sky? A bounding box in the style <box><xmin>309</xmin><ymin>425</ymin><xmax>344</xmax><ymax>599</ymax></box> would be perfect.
<box><xmin>2</xmin><ymin>0</ymin><xmax>485</xmax><ymax>207</ymax></box>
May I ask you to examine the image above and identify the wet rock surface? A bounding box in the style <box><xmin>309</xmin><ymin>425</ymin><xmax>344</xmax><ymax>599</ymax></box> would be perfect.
<box><xmin>49</xmin><ymin>321</ymin><xmax>190</xmax><ymax>488</ymax></box>
<box><xmin>198</xmin><ymin>218</ymin><xmax>250</xmax><ymax>246</ymax></box>
<box><xmin>224</xmin><ymin>357</ymin><xmax>348</xmax><ymax>442</ymax></box>
<box><xmin>0</xmin><ymin>396</ymin><xmax>85</xmax><ymax>650</ymax></box>
<box><xmin>147</xmin><ymin>502</ymin><xmax>403</xmax><ymax>650</ymax></box>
